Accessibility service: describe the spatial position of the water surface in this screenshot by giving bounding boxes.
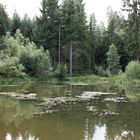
[0,84,140,140]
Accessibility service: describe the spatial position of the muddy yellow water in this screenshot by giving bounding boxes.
[0,84,140,140]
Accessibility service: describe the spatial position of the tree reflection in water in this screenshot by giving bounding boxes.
[0,97,38,127]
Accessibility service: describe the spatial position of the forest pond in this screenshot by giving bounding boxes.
[0,83,140,140]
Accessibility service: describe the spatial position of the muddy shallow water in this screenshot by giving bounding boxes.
[0,84,140,140]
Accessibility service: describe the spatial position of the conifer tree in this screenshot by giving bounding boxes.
[107,43,120,75]
[0,4,9,37]
[33,0,60,63]
[87,13,97,71]
[122,0,140,60]
[11,11,21,35]
[20,14,33,40]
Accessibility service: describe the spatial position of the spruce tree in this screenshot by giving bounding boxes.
[87,13,97,71]
[61,0,88,71]
[122,0,140,60]
[61,0,77,43]
[11,11,21,35]
[33,0,60,63]
[20,14,33,40]
[107,43,120,75]
[61,0,87,43]
[0,4,9,38]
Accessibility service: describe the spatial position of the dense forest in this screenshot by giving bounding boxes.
[0,0,140,80]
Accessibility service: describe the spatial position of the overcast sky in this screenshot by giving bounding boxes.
[0,0,123,24]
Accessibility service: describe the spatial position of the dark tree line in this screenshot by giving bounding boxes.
[0,0,139,76]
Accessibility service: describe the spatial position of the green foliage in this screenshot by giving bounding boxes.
[3,30,24,57]
[54,64,67,81]
[61,0,87,43]
[20,14,33,40]
[72,74,99,83]
[95,66,107,77]
[107,43,120,75]
[125,61,140,80]
[0,29,52,77]
[61,0,77,42]
[33,0,59,48]
[20,43,52,76]
[107,8,124,35]
[0,4,9,37]
[86,13,97,72]
[122,0,140,60]
[0,30,26,77]
[61,0,88,72]
[72,74,140,89]
[0,57,25,77]
[32,0,60,64]
[11,11,21,35]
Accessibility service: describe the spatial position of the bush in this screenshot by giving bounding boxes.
[2,29,52,77]
[0,57,26,77]
[125,61,140,80]
[4,31,24,57]
[54,64,67,81]
[95,66,107,77]
[20,43,52,77]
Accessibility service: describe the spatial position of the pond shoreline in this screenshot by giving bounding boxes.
[71,74,140,89]
[0,74,140,90]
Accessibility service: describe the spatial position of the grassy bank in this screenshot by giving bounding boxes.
[1,74,140,90]
[0,76,61,86]
[71,74,140,89]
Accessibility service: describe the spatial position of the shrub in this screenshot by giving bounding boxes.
[125,61,140,80]
[2,29,52,77]
[95,66,107,77]
[3,31,24,57]
[54,64,67,81]
[0,57,26,77]
[20,43,52,77]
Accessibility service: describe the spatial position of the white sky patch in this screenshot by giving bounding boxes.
[84,0,122,24]
[0,0,123,24]
[0,0,41,18]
